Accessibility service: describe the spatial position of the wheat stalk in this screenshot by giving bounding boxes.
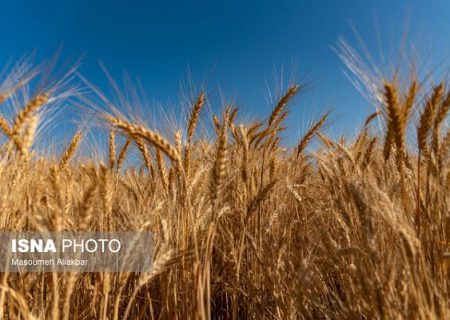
[122,249,177,320]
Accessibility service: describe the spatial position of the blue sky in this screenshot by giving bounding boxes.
[1,0,450,144]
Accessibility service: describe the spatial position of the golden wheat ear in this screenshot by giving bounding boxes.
[210,112,229,207]
[268,84,300,127]
[184,92,205,174]
[296,113,328,157]
[187,92,205,144]
[105,115,181,165]
[383,83,403,161]
[12,93,50,134]
[116,135,132,171]
[135,137,153,173]
[0,116,13,138]
[108,129,116,170]
[78,179,98,231]
[59,131,82,168]
[417,83,444,154]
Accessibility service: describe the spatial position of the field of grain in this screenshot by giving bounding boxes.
[0,56,450,319]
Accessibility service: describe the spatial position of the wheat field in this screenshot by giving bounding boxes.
[0,56,450,319]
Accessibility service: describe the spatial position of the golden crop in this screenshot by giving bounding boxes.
[0,56,449,319]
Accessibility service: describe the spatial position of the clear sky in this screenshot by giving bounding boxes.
[1,0,450,144]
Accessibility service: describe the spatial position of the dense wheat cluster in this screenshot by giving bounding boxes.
[2,59,450,320]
